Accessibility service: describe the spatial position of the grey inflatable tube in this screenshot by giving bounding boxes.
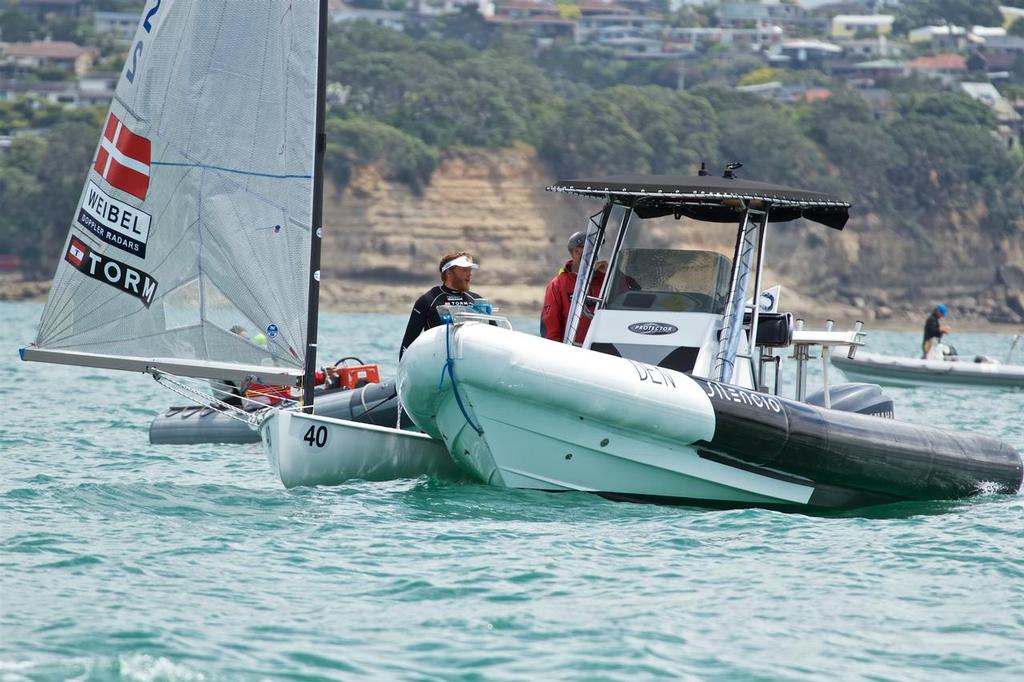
[149,380,402,445]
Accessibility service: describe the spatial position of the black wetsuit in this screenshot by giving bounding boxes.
[400,285,482,358]
[923,314,943,344]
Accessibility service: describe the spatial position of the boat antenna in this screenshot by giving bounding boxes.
[698,161,709,176]
[723,162,742,179]
[301,0,329,412]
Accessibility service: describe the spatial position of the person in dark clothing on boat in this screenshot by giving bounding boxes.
[400,250,483,359]
[922,304,951,358]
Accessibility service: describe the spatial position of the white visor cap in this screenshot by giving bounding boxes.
[441,255,479,273]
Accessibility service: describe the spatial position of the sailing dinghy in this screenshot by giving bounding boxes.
[20,0,454,486]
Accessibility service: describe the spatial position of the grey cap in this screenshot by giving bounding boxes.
[567,231,586,251]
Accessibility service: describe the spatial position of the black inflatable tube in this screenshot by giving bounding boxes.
[692,378,1023,501]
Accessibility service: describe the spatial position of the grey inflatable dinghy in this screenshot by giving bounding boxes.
[149,380,404,445]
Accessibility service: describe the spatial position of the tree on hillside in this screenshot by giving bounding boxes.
[0,121,100,276]
[895,0,1003,31]
[801,92,899,209]
[895,92,996,128]
[600,86,719,175]
[715,107,835,192]
[887,114,1019,233]
[0,1,41,41]
[324,116,437,192]
[540,95,652,177]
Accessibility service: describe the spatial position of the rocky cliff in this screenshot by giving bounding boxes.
[321,145,1024,327]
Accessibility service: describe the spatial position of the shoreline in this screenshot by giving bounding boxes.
[4,276,1022,335]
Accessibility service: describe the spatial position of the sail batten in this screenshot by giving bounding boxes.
[28,1,320,380]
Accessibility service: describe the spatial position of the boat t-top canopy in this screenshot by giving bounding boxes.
[548,174,850,230]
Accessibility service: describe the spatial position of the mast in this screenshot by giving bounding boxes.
[302,0,329,412]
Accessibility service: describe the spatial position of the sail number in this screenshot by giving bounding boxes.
[125,0,162,84]
[303,425,328,448]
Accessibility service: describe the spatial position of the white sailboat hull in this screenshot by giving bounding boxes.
[832,352,1024,389]
[260,410,464,488]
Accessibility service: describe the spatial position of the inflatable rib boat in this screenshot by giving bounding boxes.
[389,172,1023,509]
[399,322,1021,509]
[832,351,1024,390]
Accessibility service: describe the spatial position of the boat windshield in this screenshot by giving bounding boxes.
[606,249,732,314]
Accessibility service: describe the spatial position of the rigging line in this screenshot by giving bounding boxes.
[41,216,204,346]
[351,392,397,423]
[153,372,264,426]
[151,162,311,181]
[153,147,298,214]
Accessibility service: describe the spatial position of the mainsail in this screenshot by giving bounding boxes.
[23,1,321,386]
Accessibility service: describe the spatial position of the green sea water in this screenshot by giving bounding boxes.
[2,301,1022,681]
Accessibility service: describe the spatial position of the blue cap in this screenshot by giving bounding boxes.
[936,304,948,316]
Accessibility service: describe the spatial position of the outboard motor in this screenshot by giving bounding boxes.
[806,382,894,419]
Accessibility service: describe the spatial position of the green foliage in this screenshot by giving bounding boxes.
[895,92,996,127]
[324,116,438,192]
[1010,20,1024,38]
[540,93,652,177]
[0,97,103,133]
[330,23,561,149]
[717,107,834,191]
[535,43,683,90]
[0,120,101,276]
[0,1,42,41]
[601,86,719,174]
[895,0,1004,31]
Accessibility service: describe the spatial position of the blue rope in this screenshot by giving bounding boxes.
[436,319,484,436]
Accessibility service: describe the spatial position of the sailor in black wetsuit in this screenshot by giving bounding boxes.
[922,303,950,358]
[400,251,482,358]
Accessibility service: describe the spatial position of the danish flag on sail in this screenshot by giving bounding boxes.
[93,114,151,200]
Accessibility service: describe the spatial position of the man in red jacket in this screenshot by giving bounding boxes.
[541,231,605,344]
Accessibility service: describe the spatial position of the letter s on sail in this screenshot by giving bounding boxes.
[125,0,163,84]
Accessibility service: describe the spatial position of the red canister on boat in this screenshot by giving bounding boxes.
[328,363,380,390]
